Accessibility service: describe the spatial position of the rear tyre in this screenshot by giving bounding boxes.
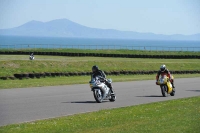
[170,88,175,96]
[109,94,116,102]
[161,85,168,97]
[93,90,103,103]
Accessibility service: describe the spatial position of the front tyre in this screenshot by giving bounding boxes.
[93,90,103,103]
[161,85,168,97]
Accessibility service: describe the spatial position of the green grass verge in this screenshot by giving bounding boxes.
[1,48,200,55]
[1,74,200,89]
[0,96,199,133]
[0,55,200,76]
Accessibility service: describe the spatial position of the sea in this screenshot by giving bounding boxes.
[0,35,200,51]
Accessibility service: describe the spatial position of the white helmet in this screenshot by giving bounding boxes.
[160,64,166,72]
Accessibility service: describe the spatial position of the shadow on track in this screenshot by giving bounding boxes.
[136,95,163,97]
[186,90,200,92]
[62,101,109,104]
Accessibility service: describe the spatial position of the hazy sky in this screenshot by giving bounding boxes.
[0,0,200,35]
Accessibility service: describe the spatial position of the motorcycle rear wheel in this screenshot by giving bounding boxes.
[109,95,116,102]
[170,88,175,96]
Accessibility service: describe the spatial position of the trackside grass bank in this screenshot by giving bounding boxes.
[1,48,200,55]
[0,55,200,77]
[0,48,200,55]
[0,96,199,133]
[1,49,200,59]
[1,74,200,89]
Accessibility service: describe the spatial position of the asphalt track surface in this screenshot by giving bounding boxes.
[0,77,200,126]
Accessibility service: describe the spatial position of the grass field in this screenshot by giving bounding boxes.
[1,74,200,89]
[1,48,200,55]
[0,96,199,133]
[0,55,200,77]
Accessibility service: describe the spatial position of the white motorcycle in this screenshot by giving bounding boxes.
[29,55,35,60]
[89,76,116,103]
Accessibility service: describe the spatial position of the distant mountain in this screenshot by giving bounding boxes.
[0,18,200,40]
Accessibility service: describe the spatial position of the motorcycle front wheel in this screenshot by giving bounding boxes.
[93,90,103,103]
[161,85,168,97]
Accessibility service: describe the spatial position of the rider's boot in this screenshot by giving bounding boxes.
[172,83,175,88]
[170,79,175,89]
[106,82,115,95]
[171,83,175,91]
[110,86,115,95]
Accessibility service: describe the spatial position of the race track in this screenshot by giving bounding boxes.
[0,77,200,126]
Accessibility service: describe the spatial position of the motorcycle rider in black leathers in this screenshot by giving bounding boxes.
[30,52,34,57]
[91,65,114,95]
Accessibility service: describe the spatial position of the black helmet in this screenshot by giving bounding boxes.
[92,65,99,73]
[160,64,166,72]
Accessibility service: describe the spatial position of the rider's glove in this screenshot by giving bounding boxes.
[156,80,159,85]
[101,77,106,80]
[99,77,105,82]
